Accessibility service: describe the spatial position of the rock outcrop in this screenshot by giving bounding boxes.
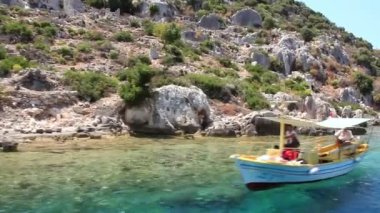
[198,14,225,30]
[340,87,360,103]
[124,85,211,134]
[231,8,262,27]
[136,0,177,21]
[273,35,302,75]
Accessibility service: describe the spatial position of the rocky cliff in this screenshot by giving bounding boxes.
[0,0,379,138]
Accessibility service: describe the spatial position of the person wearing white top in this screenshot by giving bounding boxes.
[334,128,354,146]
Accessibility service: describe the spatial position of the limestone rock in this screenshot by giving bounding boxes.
[340,87,360,103]
[330,43,349,65]
[251,50,270,68]
[231,8,262,27]
[182,30,208,42]
[124,85,211,134]
[136,0,177,21]
[198,14,225,30]
[273,35,302,75]
[63,0,84,16]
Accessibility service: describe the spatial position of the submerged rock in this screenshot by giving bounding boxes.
[124,85,211,135]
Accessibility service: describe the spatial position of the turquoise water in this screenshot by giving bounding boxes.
[1,132,380,213]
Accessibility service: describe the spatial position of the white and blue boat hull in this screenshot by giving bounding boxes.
[235,155,365,189]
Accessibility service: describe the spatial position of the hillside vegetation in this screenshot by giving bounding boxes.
[0,0,379,119]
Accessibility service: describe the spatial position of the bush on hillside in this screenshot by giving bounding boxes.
[114,31,133,42]
[63,70,118,102]
[187,74,226,99]
[0,56,30,77]
[33,22,58,38]
[240,81,270,110]
[300,27,315,42]
[1,21,33,42]
[154,23,181,44]
[118,63,156,105]
[126,55,151,67]
[0,45,6,60]
[353,72,373,95]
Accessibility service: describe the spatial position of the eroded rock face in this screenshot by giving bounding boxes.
[231,8,262,27]
[273,35,302,75]
[198,14,225,30]
[340,87,360,103]
[124,85,211,134]
[251,50,270,68]
[330,43,350,65]
[15,69,57,91]
[2,0,84,15]
[137,0,177,21]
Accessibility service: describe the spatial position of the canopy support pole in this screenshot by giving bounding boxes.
[280,117,285,150]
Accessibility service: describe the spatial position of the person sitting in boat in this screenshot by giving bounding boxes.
[285,125,300,148]
[282,125,300,161]
[334,128,354,146]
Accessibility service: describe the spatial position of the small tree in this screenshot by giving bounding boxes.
[300,27,315,42]
[353,72,373,95]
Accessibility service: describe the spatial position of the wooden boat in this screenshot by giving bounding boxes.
[230,117,372,190]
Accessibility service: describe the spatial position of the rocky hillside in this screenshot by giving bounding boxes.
[0,0,379,138]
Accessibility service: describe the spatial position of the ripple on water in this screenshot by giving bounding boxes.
[1,135,380,212]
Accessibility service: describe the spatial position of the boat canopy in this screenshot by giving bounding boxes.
[262,116,371,129]
[317,118,371,129]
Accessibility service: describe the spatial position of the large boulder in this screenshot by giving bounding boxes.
[13,68,58,91]
[63,0,84,15]
[136,0,177,21]
[198,14,225,30]
[28,0,60,10]
[182,30,208,42]
[231,8,262,27]
[1,0,27,7]
[273,35,302,76]
[251,50,270,68]
[124,85,211,135]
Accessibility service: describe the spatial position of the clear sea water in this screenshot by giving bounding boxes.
[1,131,380,213]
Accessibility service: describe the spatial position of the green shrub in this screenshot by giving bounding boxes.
[0,45,7,60]
[205,67,238,78]
[77,42,92,53]
[240,81,269,110]
[33,22,58,38]
[285,77,312,98]
[149,5,160,16]
[57,47,75,59]
[153,23,181,43]
[187,73,226,99]
[127,55,151,67]
[200,39,215,53]
[33,36,50,52]
[95,40,114,52]
[130,20,141,28]
[142,20,154,36]
[118,63,156,105]
[1,21,33,42]
[300,27,315,42]
[217,57,238,70]
[353,72,373,95]
[85,0,106,9]
[114,31,133,42]
[109,50,119,59]
[162,45,184,66]
[63,70,118,102]
[85,31,104,41]
[0,56,29,76]
[263,17,276,29]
